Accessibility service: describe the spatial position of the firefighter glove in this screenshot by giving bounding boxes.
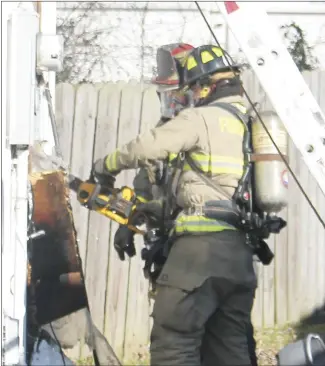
[92,157,116,187]
[113,225,136,261]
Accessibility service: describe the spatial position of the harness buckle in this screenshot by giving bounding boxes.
[179,152,185,161]
[184,205,204,216]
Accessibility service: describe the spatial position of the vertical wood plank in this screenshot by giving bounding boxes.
[140,86,162,340]
[123,85,161,363]
[104,81,142,359]
[69,84,99,271]
[139,85,161,132]
[55,83,75,164]
[252,262,264,328]
[101,81,124,351]
[57,84,98,360]
[122,81,147,362]
[263,234,275,327]
[307,170,319,313]
[274,207,288,325]
[85,84,122,335]
[296,156,310,318]
[316,188,325,308]
[317,70,325,308]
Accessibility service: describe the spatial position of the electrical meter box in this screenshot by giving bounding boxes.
[36,33,63,73]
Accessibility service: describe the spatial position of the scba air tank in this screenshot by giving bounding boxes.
[251,111,289,214]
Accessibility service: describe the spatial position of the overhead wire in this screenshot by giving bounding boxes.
[195,1,325,230]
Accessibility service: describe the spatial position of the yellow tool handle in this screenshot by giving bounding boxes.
[75,181,145,235]
[97,206,145,235]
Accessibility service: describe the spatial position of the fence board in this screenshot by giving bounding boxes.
[55,70,325,359]
[123,85,161,363]
[69,84,98,271]
[63,84,98,359]
[85,84,124,336]
[122,82,153,362]
[317,190,325,308]
[308,172,319,310]
[101,81,125,354]
[139,85,161,132]
[139,86,162,342]
[55,83,75,164]
[317,71,325,308]
[105,81,144,359]
[263,234,276,327]
[297,156,311,318]
[274,207,288,325]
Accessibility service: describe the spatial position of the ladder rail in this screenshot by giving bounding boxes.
[215,1,325,197]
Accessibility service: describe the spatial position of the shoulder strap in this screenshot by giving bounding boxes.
[208,101,251,127]
[184,153,233,200]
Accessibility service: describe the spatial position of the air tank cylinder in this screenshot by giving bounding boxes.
[251,111,289,214]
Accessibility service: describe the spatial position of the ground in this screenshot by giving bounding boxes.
[74,322,325,366]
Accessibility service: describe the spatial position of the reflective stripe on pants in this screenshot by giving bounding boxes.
[175,212,237,234]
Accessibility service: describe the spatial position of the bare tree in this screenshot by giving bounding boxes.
[56,2,122,83]
[56,2,228,83]
[281,22,318,71]
[140,2,150,81]
[232,22,319,72]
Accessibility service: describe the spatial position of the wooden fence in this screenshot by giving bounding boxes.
[55,71,325,361]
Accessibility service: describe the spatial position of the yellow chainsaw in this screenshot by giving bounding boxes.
[68,174,145,235]
[28,147,147,235]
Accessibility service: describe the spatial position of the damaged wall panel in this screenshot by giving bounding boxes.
[27,146,122,365]
[28,168,87,325]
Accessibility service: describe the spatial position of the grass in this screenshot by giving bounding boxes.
[255,322,325,365]
[74,323,325,366]
[75,356,96,365]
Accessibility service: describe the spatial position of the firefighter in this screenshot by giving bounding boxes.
[112,42,194,261]
[93,44,257,365]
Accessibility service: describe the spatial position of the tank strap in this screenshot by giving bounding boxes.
[184,152,233,200]
[208,101,251,126]
[183,101,252,203]
[192,101,253,210]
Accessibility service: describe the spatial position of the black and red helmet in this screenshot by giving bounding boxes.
[152,43,194,88]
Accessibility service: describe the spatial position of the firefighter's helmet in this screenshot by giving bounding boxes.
[152,43,194,119]
[152,43,194,89]
[182,45,240,87]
